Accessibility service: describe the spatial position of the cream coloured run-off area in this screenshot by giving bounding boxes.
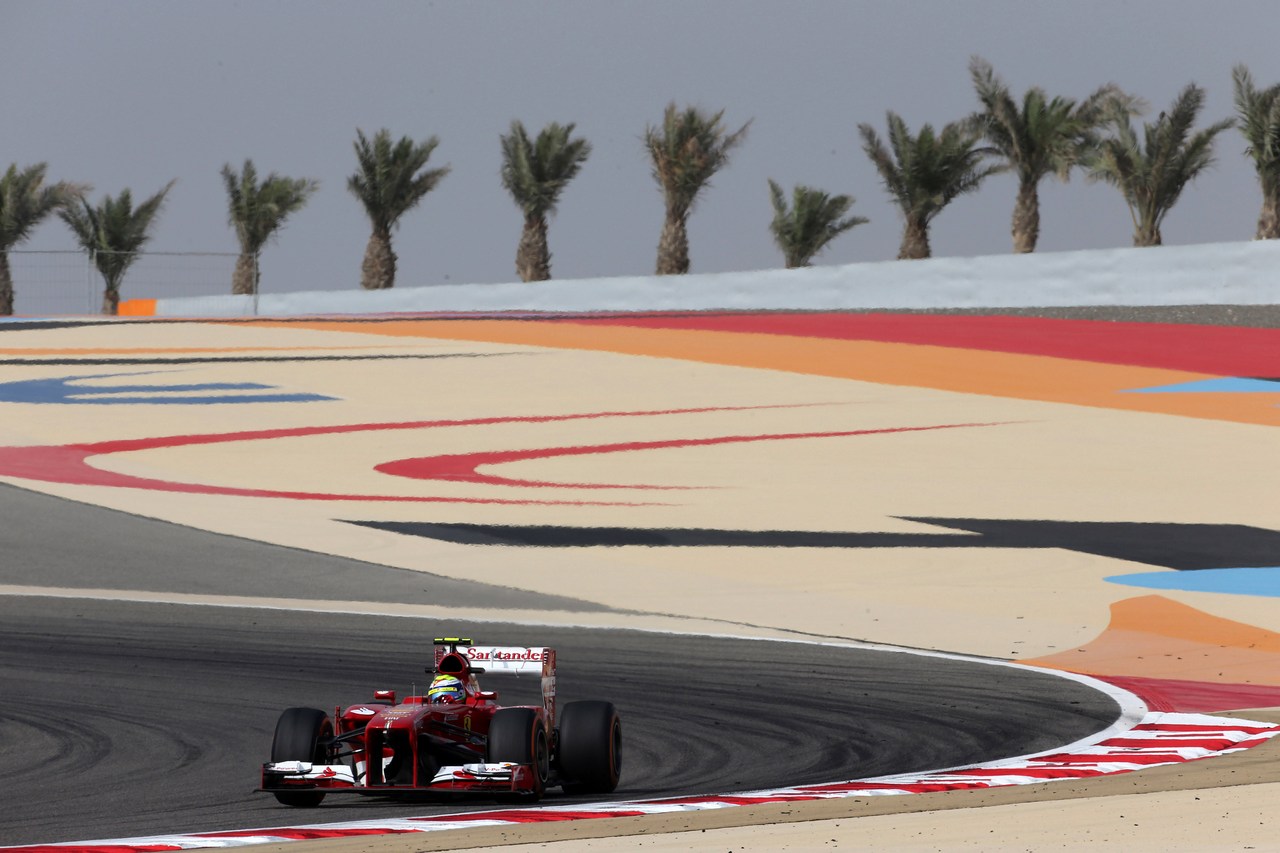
[4,242,1280,850]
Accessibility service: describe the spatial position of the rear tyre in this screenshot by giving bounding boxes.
[487,707,549,800]
[270,707,333,807]
[557,700,621,794]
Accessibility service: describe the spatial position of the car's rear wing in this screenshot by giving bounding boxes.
[433,638,557,725]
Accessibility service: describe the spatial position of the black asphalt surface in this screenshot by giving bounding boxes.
[0,484,1121,847]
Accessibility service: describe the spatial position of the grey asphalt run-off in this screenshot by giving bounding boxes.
[0,482,602,612]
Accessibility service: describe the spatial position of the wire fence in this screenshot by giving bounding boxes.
[7,250,242,316]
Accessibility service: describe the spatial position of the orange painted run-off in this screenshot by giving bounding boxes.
[117,298,156,316]
[1024,595,1280,686]
[256,318,1280,427]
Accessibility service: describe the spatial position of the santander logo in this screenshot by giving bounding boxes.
[464,647,544,662]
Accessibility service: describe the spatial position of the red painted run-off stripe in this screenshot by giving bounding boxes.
[413,809,649,823]
[1127,723,1279,734]
[571,314,1280,377]
[6,848,182,853]
[1100,737,1253,749]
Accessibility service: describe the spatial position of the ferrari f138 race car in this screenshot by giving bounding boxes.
[260,638,622,806]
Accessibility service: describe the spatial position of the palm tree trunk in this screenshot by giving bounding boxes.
[361,229,397,290]
[0,252,13,316]
[656,212,690,275]
[1012,180,1040,253]
[516,215,551,282]
[1133,223,1162,247]
[1257,190,1280,239]
[231,253,259,295]
[1132,201,1163,247]
[897,218,931,260]
[102,278,120,316]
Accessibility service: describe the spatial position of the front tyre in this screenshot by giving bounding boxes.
[557,700,621,794]
[487,707,549,800]
[270,707,333,807]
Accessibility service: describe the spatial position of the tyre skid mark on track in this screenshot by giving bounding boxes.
[4,712,1276,852]
[7,615,1278,853]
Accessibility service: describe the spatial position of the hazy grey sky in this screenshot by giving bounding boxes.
[5,1,1278,301]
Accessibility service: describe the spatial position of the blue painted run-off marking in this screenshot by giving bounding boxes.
[1127,377,1280,393]
[1107,567,1280,597]
[0,372,334,404]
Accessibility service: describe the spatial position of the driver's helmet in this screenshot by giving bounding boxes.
[427,675,465,704]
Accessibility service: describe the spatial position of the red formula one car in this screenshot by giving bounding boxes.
[259,638,621,806]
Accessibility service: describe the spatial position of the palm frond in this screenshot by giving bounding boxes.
[969,55,1138,185]
[768,179,867,267]
[862,111,1001,223]
[58,180,174,290]
[0,163,84,250]
[857,119,907,211]
[1086,83,1231,242]
[222,159,318,254]
[348,129,450,233]
[500,120,592,218]
[644,103,750,218]
[1234,64,1280,187]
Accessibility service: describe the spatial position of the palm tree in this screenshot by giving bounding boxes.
[767,180,868,268]
[348,128,450,290]
[644,103,750,275]
[221,160,318,295]
[0,163,83,315]
[59,182,174,315]
[499,120,592,282]
[858,112,1003,259]
[970,56,1139,253]
[1086,84,1233,247]
[1232,64,1280,239]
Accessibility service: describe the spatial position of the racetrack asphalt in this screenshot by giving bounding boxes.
[0,485,1119,847]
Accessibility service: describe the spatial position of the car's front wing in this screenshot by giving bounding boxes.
[260,760,540,795]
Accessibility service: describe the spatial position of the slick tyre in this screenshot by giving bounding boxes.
[487,707,549,800]
[557,700,621,794]
[270,707,333,807]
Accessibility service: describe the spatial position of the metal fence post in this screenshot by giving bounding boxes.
[86,249,95,315]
